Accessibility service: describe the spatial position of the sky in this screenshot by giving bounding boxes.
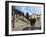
[15,6,42,15]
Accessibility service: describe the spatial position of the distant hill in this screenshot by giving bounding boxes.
[12,9,24,16]
[15,9,24,15]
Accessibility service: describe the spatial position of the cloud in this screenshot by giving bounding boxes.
[15,6,42,15]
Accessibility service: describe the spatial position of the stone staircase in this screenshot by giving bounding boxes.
[12,16,31,31]
[12,16,41,31]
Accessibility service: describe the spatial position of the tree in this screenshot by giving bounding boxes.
[29,18,36,30]
[23,12,36,30]
[22,13,24,19]
[23,13,24,16]
[12,6,15,28]
[26,12,29,20]
[26,12,36,30]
